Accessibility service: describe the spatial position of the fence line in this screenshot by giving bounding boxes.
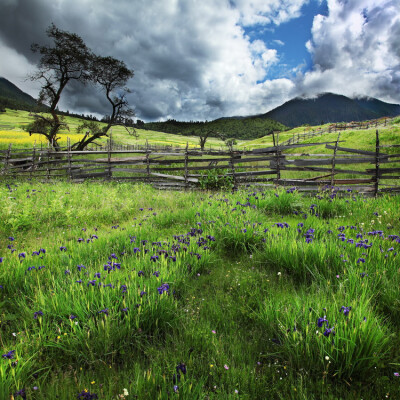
[1,130,399,196]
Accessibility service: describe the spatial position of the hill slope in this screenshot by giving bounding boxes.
[0,77,39,111]
[260,93,400,127]
[142,117,287,140]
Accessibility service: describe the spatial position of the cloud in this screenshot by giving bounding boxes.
[0,0,398,122]
[301,0,400,103]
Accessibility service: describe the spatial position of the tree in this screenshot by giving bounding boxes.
[72,55,135,150]
[28,23,92,150]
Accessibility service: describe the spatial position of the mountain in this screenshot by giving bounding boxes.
[0,77,40,111]
[259,93,400,127]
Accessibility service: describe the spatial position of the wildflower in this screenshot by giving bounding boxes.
[357,258,365,264]
[157,283,170,294]
[317,316,328,328]
[212,330,216,334]
[94,272,101,278]
[323,327,334,337]
[18,252,26,259]
[340,306,351,316]
[8,237,15,241]
[2,350,15,359]
[13,388,26,399]
[152,271,160,277]
[123,388,129,396]
[173,385,179,393]
[394,372,400,377]
[176,363,187,374]
[224,364,229,370]
[34,311,43,319]
[98,308,109,316]
[138,270,144,277]
[59,246,67,251]
[77,390,98,399]
[121,285,128,293]
[69,315,77,320]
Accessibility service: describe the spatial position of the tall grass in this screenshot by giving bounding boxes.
[1,180,400,398]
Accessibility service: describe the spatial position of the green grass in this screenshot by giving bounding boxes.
[1,180,400,398]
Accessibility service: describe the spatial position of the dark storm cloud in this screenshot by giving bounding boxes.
[0,0,399,122]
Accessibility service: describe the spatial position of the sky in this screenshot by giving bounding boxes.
[0,0,399,122]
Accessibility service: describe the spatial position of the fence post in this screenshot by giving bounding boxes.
[31,142,36,179]
[275,132,281,187]
[107,136,112,180]
[375,129,380,197]
[46,142,51,180]
[229,145,237,191]
[146,140,150,183]
[331,132,341,187]
[67,137,72,180]
[1,143,12,176]
[184,142,189,190]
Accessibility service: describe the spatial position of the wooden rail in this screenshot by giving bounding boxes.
[1,130,399,195]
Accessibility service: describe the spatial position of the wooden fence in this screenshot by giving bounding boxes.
[281,117,393,146]
[1,130,399,195]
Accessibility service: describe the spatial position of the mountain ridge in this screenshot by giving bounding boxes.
[257,92,400,127]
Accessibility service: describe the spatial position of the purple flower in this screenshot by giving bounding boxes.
[14,388,26,399]
[34,311,43,319]
[121,285,127,293]
[317,316,328,328]
[340,306,351,316]
[98,308,109,316]
[2,350,15,359]
[59,246,67,251]
[152,271,160,277]
[18,253,26,259]
[323,327,334,337]
[77,265,86,271]
[138,270,145,277]
[94,272,101,278]
[87,280,96,287]
[157,283,170,295]
[357,258,365,264]
[8,237,15,241]
[140,290,147,297]
[69,314,77,320]
[77,391,98,399]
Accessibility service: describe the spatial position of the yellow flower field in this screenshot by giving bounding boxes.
[0,130,85,147]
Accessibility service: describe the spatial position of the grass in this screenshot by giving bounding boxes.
[0,109,228,150]
[1,180,400,399]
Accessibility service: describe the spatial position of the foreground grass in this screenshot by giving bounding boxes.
[1,181,400,399]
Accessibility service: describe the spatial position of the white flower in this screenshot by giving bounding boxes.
[123,388,129,396]
[325,356,329,361]
[277,272,281,276]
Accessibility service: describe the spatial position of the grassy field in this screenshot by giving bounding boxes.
[0,109,228,150]
[1,180,400,399]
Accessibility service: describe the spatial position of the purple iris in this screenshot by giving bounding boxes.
[33,311,43,319]
[317,316,328,328]
[340,306,351,316]
[2,350,15,359]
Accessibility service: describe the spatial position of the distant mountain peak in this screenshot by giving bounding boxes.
[259,93,400,127]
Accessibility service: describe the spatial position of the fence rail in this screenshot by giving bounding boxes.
[1,130,399,195]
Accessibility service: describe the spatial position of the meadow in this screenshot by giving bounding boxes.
[1,180,400,399]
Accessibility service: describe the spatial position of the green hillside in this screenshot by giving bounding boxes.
[0,77,41,112]
[142,116,287,140]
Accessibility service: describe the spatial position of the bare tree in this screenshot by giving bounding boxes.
[72,55,135,150]
[28,23,92,150]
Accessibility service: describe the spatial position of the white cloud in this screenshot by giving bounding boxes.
[301,0,400,102]
[0,0,399,122]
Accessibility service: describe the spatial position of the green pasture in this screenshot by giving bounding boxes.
[1,181,400,398]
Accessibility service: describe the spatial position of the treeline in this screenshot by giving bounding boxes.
[141,117,287,140]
